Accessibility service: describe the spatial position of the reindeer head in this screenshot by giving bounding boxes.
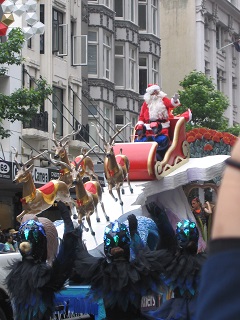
[12,147,47,184]
[51,122,81,160]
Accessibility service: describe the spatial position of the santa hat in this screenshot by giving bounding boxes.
[146,84,160,94]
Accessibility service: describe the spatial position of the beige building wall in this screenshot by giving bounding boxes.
[160,0,196,95]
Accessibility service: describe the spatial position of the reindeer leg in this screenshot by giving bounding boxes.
[78,211,89,233]
[116,186,123,206]
[86,214,95,236]
[95,206,100,223]
[100,201,109,221]
[126,174,133,193]
[108,184,118,202]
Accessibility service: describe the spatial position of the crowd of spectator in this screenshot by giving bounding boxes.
[0,225,19,253]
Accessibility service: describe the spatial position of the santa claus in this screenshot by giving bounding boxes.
[137,84,180,134]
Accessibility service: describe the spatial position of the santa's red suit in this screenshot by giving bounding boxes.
[138,84,191,136]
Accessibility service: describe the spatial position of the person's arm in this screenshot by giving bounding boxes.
[138,102,148,123]
[196,137,240,320]
[211,137,240,239]
[203,201,212,215]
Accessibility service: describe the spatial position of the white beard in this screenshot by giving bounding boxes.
[148,96,168,120]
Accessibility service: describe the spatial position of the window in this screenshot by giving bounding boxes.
[204,17,209,44]
[104,34,111,79]
[205,60,210,75]
[138,1,147,31]
[27,31,32,49]
[115,0,124,18]
[129,47,136,90]
[71,21,87,66]
[139,57,147,95]
[104,105,112,141]
[115,44,124,86]
[52,87,64,136]
[151,0,157,35]
[72,92,76,128]
[217,68,224,91]
[52,9,67,56]
[152,59,158,85]
[40,4,44,54]
[216,25,224,50]
[129,0,135,22]
[115,114,124,125]
[88,31,98,75]
[88,104,98,116]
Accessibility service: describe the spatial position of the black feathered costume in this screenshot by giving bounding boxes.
[72,214,174,320]
[143,203,207,320]
[6,201,79,320]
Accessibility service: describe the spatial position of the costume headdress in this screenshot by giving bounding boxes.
[104,220,131,260]
[176,219,199,250]
[19,215,58,264]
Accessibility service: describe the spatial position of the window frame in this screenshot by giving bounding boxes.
[103,33,111,80]
[115,44,125,87]
[88,30,98,76]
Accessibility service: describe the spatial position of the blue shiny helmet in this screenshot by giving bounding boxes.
[176,219,199,249]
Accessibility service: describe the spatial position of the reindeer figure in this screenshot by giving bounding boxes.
[51,122,81,188]
[53,150,109,236]
[12,148,74,222]
[74,147,100,183]
[96,123,133,206]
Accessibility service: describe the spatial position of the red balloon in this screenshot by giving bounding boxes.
[0,22,8,36]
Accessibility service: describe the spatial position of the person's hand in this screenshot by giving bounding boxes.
[204,201,212,214]
[172,93,179,102]
[57,201,74,233]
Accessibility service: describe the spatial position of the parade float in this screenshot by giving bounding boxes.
[0,117,237,320]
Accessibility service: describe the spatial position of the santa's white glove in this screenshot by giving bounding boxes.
[171,93,180,107]
[172,93,179,102]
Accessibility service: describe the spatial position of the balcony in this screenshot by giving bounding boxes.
[22,111,49,140]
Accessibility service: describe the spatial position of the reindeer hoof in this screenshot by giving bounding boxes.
[106,216,110,222]
[130,188,133,194]
[120,201,123,206]
[86,228,89,232]
[115,198,118,202]
[96,218,100,223]
[91,231,95,236]
[121,189,125,195]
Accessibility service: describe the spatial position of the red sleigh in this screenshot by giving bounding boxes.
[113,117,190,181]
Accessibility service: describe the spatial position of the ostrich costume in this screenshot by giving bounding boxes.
[5,202,79,320]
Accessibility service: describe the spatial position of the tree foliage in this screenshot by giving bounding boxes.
[174,70,229,132]
[0,28,52,139]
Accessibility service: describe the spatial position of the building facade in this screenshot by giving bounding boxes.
[0,0,162,227]
[160,0,240,126]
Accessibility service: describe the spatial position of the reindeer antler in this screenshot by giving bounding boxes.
[59,124,82,145]
[51,122,82,147]
[51,121,58,147]
[11,146,21,169]
[49,154,73,170]
[74,145,98,170]
[109,122,131,145]
[95,124,108,145]
[23,150,48,169]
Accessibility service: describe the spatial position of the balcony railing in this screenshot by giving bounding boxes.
[23,111,48,132]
